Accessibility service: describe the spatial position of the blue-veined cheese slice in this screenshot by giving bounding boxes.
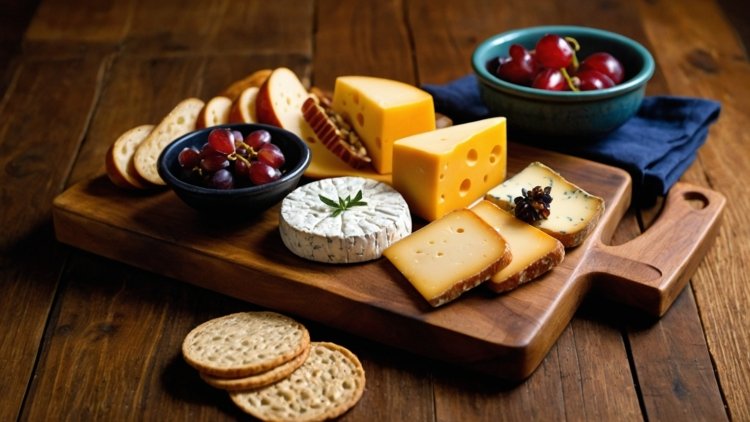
[279,177,411,263]
[485,161,605,248]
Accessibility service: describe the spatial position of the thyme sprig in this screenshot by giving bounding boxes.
[319,190,367,217]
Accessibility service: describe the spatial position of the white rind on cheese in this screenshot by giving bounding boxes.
[279,177,411,263]
[471,200,564,293]
[485,161,605,248]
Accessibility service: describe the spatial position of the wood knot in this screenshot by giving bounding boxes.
[686,49,719,74]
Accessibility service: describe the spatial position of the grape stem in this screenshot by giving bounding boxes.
[228,140,258,165]
[560,67,579,91]
[562,36,581,91]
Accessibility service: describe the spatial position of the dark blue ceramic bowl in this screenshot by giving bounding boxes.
[472,25,655,139]
[158,123,311,215]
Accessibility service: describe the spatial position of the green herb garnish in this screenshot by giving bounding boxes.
[319,190,367,217]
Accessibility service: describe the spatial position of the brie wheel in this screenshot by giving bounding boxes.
[279,177,412,263]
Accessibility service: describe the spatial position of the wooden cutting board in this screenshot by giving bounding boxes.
[52,142,725,380]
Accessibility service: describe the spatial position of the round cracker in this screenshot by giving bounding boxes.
[182,312,310,378]
[230,342,366,422]
[200,343,310,391]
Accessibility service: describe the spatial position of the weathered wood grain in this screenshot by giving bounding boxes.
[638,0,750,419]
[2,0,748,420]
[313,0,416,89]
[0,55,104,421]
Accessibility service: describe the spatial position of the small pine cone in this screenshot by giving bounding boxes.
[513,185,552,223]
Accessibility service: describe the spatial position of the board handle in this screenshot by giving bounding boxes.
[585,182,725,316]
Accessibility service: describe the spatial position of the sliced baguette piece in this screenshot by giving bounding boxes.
[105,124,154,189]
[227,86,259,123]
[472,200,565,293]
[133,98,204,185]
[219,68,272,101]
[196,96,232,129]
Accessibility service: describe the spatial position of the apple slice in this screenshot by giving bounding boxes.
[196,96,232,129]
[228,86,259,123]
[105,124,154,189]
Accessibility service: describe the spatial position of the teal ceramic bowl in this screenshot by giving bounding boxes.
[472,25,655,139]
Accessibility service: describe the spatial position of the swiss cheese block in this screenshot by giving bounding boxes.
[279,177,411,263]
[471,200,565,293]
[485,161,605,248]
[392,117,507,222]
[383,209,512,307]
[331,76,435,174]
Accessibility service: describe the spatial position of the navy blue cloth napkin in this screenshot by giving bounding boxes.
[422,74,721,204]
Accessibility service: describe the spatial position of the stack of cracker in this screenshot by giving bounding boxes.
[182,311,366,421]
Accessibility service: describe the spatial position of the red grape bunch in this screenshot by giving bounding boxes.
[177,128,286,189]
[492,34,624,91]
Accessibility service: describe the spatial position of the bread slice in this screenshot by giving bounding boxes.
[219,68,272,101]
[182,311,310,378]
[133,98,204,185]
[472,200,565,293]
[196,96,232,129]
[200,343,310,391]
[105,124,154,189]
[230,342,366,421]
[227,86,259,123]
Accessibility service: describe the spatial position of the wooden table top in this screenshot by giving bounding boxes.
[2,0,748,420]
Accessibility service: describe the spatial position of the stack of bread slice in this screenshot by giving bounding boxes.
[104,69,272,189]
[182,311,366,421]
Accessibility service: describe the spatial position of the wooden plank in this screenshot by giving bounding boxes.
[313,0,417,89]
[0,55,104,421]
[0,0,41,96]
[123,0,313,55]
[23,0,132,50]
[638,0,750,419]
[21,252,254,420]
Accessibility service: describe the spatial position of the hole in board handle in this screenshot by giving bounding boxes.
[683,191,708,210]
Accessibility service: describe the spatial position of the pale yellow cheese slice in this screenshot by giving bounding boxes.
[471,200,565,293]
[392,117,507,222]
[485,161,604,248]
[383,208,511,307]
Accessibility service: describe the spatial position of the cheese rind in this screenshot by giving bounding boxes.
[392,117,507,222]
[471,200,564,293]
[331,76,435,174]
[279,177,411,263]
[383,209,512,307]
[485,161,604,248]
